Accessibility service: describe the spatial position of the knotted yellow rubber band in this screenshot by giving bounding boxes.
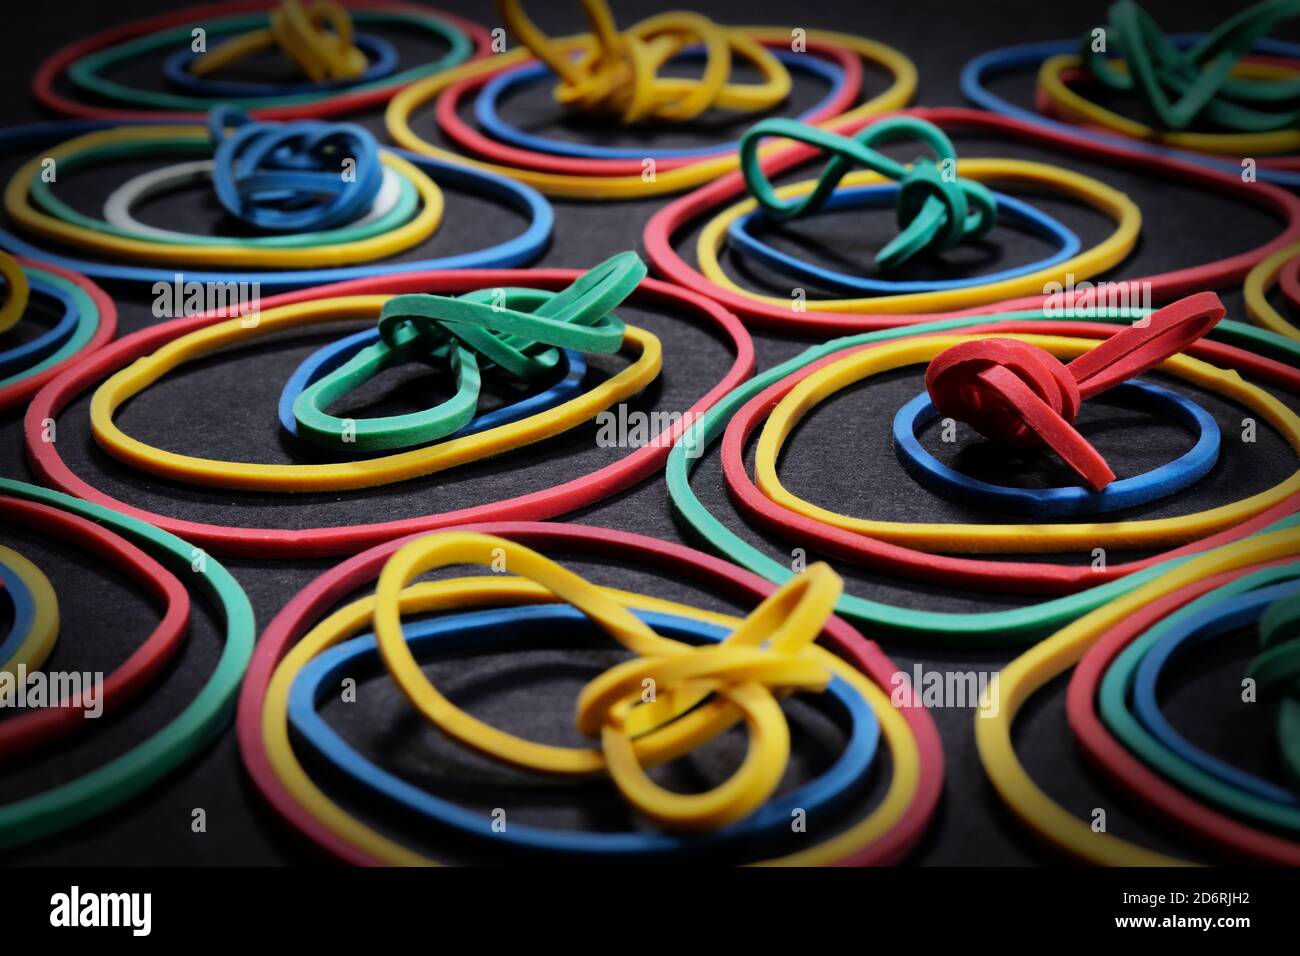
[500,0,791,123]
[0,250,30,336]
[5,126,443,269]
[194,0,368,83]
[262,573,921,864]
[755,333,1300,553]
[1038,53,1300,158]
[386,27,917,199]
[976,526,1300,865]
[88,297,661,492]
[1245,239,1300,343]
[0,545,58,678]
[373,533,837,829]
[697,159,1141,314]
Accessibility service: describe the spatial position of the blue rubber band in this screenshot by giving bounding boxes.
[961,34,1300,189]
[288,604,878,861]
[1133,580,1300,808]
[277,333,587,439]
[476,48,847,161]
[0,557,38,670]
[728,183,1082,295]
[0,277,79,379]
[163,32,399,98]
[0,119,554,290]
[892,380,1220,517]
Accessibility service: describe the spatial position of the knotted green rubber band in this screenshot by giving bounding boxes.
[736,115,997,269]
[1084,0,1300,133]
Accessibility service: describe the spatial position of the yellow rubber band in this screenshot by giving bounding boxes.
[88,297,661,492]
[755,333,1300,553]
[0,250,30,336]
[262,574,920,864]
[194,0,368,82]
[975,526,1300,865]
[697,159,1142,314]
[385,27,918,199]
[0,545,59,678]
[1244,239,1300,343]
[1038,53,1300,158]
[5,126,443,269]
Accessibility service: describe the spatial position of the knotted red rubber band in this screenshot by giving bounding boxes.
[925,291,1226,491]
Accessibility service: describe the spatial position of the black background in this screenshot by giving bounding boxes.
[0,0,1298,866]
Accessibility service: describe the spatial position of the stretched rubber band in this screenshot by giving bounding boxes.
[0,547,56,676]
[892,380,1220,517]
[0,479,253,851]
[727,183,1081,296]
[236,521,943,865]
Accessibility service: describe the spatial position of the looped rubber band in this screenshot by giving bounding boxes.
[1245,240,1300,343]
[0,546,57,677]
[195,0,369,83]
[500,0,791,124]
[1249,589,1300,786]
[739,116,996,270]
[0,250,30,335]
[924,291,1225,489]
[208,106,383,232]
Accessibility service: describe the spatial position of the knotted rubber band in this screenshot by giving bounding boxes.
[292,251,641,451]
[371,531,841,830]
[925,291,1226,490]
[738,116,997,270]
[194,0,368,83]
[208,106,383,232]
[1082,0,1300,133]
[499,0,791,124]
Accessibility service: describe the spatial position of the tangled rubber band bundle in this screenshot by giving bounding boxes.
[925,291,1225,490]
[739,116,997,270]
[209,106,383,231]
[1082,0,1300,134]
[196,0,369,83]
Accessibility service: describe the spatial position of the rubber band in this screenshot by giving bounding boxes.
[385,27,918,199]
[664,308,1300,642]
[892,380,1220,517]
[287,604,877,860]
[643,106,1300,333]
[975,526,1300,865]
[0,277,81,380]
[0,547,56,676]
[25,268,753,556]
[1245,240,1300,343]
[0,479,253,851]
[727,183,1081,296]
[0,251,29,335]
[42,3,486,120]
[1253,589,1300,786]
[236,521,943,865]
[0,496,191,761]
[961,35,1300,189]
[0,120,553,289]
[1281,254,1300,314]
[195,0,370,84]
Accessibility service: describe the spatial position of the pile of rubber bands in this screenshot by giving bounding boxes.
[0,0,1299,868]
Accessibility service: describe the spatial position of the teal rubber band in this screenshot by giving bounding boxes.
[65,9,474,113]
[29,138,419,250]
[1249,589,1300,785]
[737,115,997,269]
[0,478,254,849]
[665,306,1300,644]
[0,267,100,392]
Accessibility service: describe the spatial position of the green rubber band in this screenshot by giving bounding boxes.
[66,10,474,113]
[0,267,99,391]
[665,307,1300,644]
[1084,0,1300,133]
[1250,589,1300,786]
[0,478,254,849]
[737,115,997,269]
[29,137,419,250]
[1100,564,1300,832]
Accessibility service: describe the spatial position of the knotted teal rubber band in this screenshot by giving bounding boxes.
[736,115,997,270]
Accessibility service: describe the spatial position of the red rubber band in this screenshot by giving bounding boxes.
[32,0,491,122]
[642,106,1300,335]
[0,258,116,413]
[0,495,191,758]
[433,40,864,177]
[717,320,1300,595]
[23,269,754,558]
[235,519,945,866]
[1066,562,1300,865]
